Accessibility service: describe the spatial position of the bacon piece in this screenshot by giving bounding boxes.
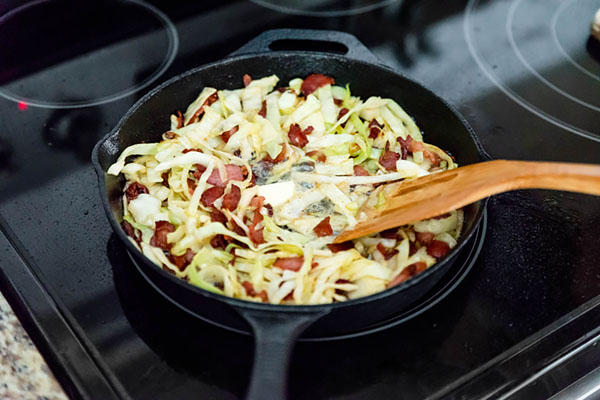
[398,135,440,166]
[415,231,435,245]
[380,228,399,239]
[210,234,228,249]
[200,187,224,207]
[288,123,311,148]
[264,203,274,217]
[313,216,333,237]
[387,262,427,288]
[242,281,268,302]
[433,212,451,220]
[409,242,418,256]
[175,111,184,129]
[164,131,178,140]
[161,172,169,188]
[263,146,286,164]
[427,240,450,259]
[223,185,241,211]
[368,119,383,139]
[193,164,207,180]
[231,220,246,236]
[187,92,219,125]
[379,151,400,171]
[182,148,203,154]
[207,164,245,187]
[150,221,175,250]
[274,257,304,271]
[121,220,141,244]
[301,74,335,96]
[187,178,197,195]
[169,249,195,271]
[248,196,266,245]
[397,135,413,160]
[277,87,288,93]
[376,243,399,260]
[353,165,370,176]
[327,241,354,253]
[250,195,265,209]
[243,74,252,87]
[210,207,227,224]
[125,182,149,201]
[306,150,326,163]
[221,125,238,143]
[258,100,267,118]
[333,98,343,106]
[338,107,349,121]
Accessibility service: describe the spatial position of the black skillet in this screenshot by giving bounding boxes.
[92,29,487,400]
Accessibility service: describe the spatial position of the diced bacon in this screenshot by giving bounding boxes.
[306,150,326,163]
[333,98,343,106]
[169,249,195,271]
[249,224,265,246]
[263,146,286,163]
[264,203,274,217]
[379,151,400,170]
[207,164,245,187]
[150,221,175,250]
[210,207,227,224]
[242,281,268,302]
[380,228,399,239]
[250,195,265,209]
[277,87,288,93]
[210,234,228,249]
[161,172,169,187]
[258,100,267,118]
[182,148,203,154]
[223,185,241,211]
[193,164,207,180]
[273,257,304,271]
[121,220,141,244]
[125,182,149,201]
[387,262,427,288]
[433,212,451,220]
[338,107,349,120]
[427,240,450,259]
[368,119,383,139]
[353,165,370,176]
[409,241,418,256]
[187,92,218,125]
[313,216,333,237]
[175,111,184,129]
[221,125,238,143]
[327,242,354,253]
[164,131,178,139]
[200,186,224,207]
[288,123,310,148]
[415,231,435,245]
[187,178,197,195]
[376,243,399,260]
[243,74,252,87]
[300,74,335,96]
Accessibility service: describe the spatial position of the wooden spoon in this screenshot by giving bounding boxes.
[334,160,600,243]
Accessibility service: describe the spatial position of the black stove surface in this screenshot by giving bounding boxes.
[1,1,600,399]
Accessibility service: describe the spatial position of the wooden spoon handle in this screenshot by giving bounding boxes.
[334,160,600,243]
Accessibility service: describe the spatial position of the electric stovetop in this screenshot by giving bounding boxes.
[1,0,600,399]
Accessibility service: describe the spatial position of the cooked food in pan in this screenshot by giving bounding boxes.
[108,73,462,304]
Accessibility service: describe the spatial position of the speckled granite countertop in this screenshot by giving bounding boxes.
[0,291,67,400]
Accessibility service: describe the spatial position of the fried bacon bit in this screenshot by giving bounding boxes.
[125,182,149,201]
[306,150,326,163]
[192,164,207,180]
[169,249,195,271]
[187,92,219,125]
[258,100,267,118]
[200,186,225,207]
[248,196,266,245]
[242,281,268,302]
[376,243,399,260]
[182,148,202,154]
[427,240,450,259]
[387,262,427,288]
[380,228,399,239]
[175,111,184,129]
[121,221,141,244]
[301,74,335,96]
[397,135,412,160]
[274,257,304,271]
[397,135,440,166]
[161,172,169,188]
[353,165,370,176]
[264,203,274,217]
[243,74,252,87]
[223,185,241,211]
[415,231,435,245]
[210,207,227,224]
[368,119,384,139]
[313,216,333,237]
[207,164,245,187]
[333,98,343,106]
[231,220,246,236]
[263,146,286,164]
[150,221,175,250]
[210,234,228,249]
[338,107,349,121]
[288,123,313,148]
[327,241,354,253]
[221,125,238,143]
[165,131,178,139]
[379,151,401,171]
[433,212,451,220]
[409,241,418,256]
[187,178,197,195]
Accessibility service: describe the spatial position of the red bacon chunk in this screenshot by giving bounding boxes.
[207,164,245,187]
[186,92,218,125]
[210,207,227,224]
[263,146,287,164]
[353,165,370,176]
[368,119,383,139]
[301,74,335,96]
[210,234,228,249]
[169,249,195,271]
[313,216,333,237]
[164,131,178,140]
[125,182,149,201]
[223,185,241,211]
[380,228,399,239]
[415,231,435,245]
[200,186,225,207]
[150,221,175,250]
[427,240,450,259]
[221,125,238,143]
[175,111,184,129]
[258,100,267,118]
[379,151,401,171]
[387,262,427,288]
[274,257,304,271]
[327,241,354,253]
[376,243,399,260]
[338,107,349,121]
[242,281,268,302]
[288,123,313,148]
[243,74,252,87]
[121,220,141,244]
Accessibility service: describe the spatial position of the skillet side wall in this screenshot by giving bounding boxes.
[98,53,483,336]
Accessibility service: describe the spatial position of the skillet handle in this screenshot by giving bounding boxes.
[230,28,383,65]
[239,308,328,400]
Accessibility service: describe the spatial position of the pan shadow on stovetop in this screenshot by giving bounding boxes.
[107,232,478,400]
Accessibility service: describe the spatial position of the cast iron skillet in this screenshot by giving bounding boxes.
[92,29,487,400]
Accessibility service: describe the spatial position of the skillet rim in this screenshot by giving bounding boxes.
[91,50,487,313]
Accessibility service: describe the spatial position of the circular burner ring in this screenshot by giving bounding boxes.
[250,0,400,17]
[0,0,179,109]
[464,0,600,142]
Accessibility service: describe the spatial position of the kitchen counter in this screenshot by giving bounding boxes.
[0,291,67,400]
